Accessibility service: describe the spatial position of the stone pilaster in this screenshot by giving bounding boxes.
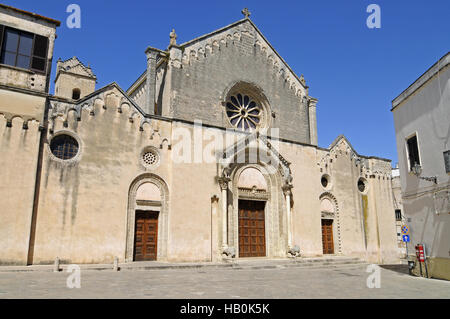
[145,47,160,115]
[308,97,318,146]
[218,177,230,252]
[282,184,293,250]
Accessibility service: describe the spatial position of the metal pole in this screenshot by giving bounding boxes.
[423,245,429,278]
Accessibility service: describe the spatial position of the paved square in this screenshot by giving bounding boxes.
[0,264,449,299]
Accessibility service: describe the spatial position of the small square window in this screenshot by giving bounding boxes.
[395,209,402,221]
[444,150,450,174]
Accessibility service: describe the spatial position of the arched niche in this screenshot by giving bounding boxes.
[320,198,335,214]
[237,167,268,191]
[136,182,161,203]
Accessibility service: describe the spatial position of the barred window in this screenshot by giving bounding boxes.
[50,135,79,160]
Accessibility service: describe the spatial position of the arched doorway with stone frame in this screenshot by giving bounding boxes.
[218,138,294,259]
[125,173,169,262]
[319,192,342,255]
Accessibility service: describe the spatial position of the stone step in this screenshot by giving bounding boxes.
[231,259,366,270]
[0,257,367,273]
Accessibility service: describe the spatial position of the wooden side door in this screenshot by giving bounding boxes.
[321,219,334,254]
[239,200,266,257]
[134,211,158,261]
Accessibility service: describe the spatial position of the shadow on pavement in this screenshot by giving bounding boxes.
[379,264,409,275]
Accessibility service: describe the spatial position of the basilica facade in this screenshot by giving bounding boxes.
[0,5,399,265]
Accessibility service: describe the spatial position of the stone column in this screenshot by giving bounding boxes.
[218,177,230,251]
[283,185,293,249]
[308,97,318,146]
[145,47,159,115]
[210,195,220,262]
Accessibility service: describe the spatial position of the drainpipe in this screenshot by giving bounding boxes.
[27,98,49,265]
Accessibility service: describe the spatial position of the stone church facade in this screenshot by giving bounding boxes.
[0,5,399,265]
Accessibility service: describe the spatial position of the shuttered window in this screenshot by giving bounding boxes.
[444,150,450,174]
[407,135,420,171]
[0,25,4,52]
[0,25,48,73]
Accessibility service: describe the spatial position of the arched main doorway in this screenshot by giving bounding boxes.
[236,167,269,257]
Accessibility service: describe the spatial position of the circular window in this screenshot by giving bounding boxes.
[357,178,368,193]
[226,93,261,131]
[321,176,329,188]
[141,148,160,168]
[50,134,79,160]
[320,174,332,190]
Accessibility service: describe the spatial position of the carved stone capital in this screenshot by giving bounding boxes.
[145,47,162,61]
[282,184,293,196]
[218,177,230,190]
[308,97,318,108]
[211,195,219,203]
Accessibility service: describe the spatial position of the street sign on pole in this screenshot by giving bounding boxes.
[402,235,410,242]
[401,225,410,235]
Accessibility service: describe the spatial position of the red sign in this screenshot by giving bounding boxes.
[415,244,425,262]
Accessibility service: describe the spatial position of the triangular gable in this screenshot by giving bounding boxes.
[57,56,96,78]
[179,18,308,93]
[328,134,358,155]
[220,131,292,185]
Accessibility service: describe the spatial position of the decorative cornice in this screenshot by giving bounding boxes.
[392,52,450,110]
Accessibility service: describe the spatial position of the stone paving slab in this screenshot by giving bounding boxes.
[0,263,449,299]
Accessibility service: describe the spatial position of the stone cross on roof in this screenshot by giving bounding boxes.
[241,8,251,18]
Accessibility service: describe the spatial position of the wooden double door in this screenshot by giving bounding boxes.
[238,200,266,257]
[321,219,334,255]
[134,211,159,261]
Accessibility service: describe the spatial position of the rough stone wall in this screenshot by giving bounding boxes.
[129,78,146,110]
[317,142,366,258]
[0,114,41,265]
[167,20,310,144]
[54,72,96,100]
[392,57,450,278]
[284,142,323,256]
[314,138,398,263]
[0,8,58,265]
[31,86,173,264]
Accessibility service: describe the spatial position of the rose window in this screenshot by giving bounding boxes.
[142,149,160,168]
[226,94,261,130]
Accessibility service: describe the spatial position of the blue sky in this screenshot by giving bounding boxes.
[4,0,449,164]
